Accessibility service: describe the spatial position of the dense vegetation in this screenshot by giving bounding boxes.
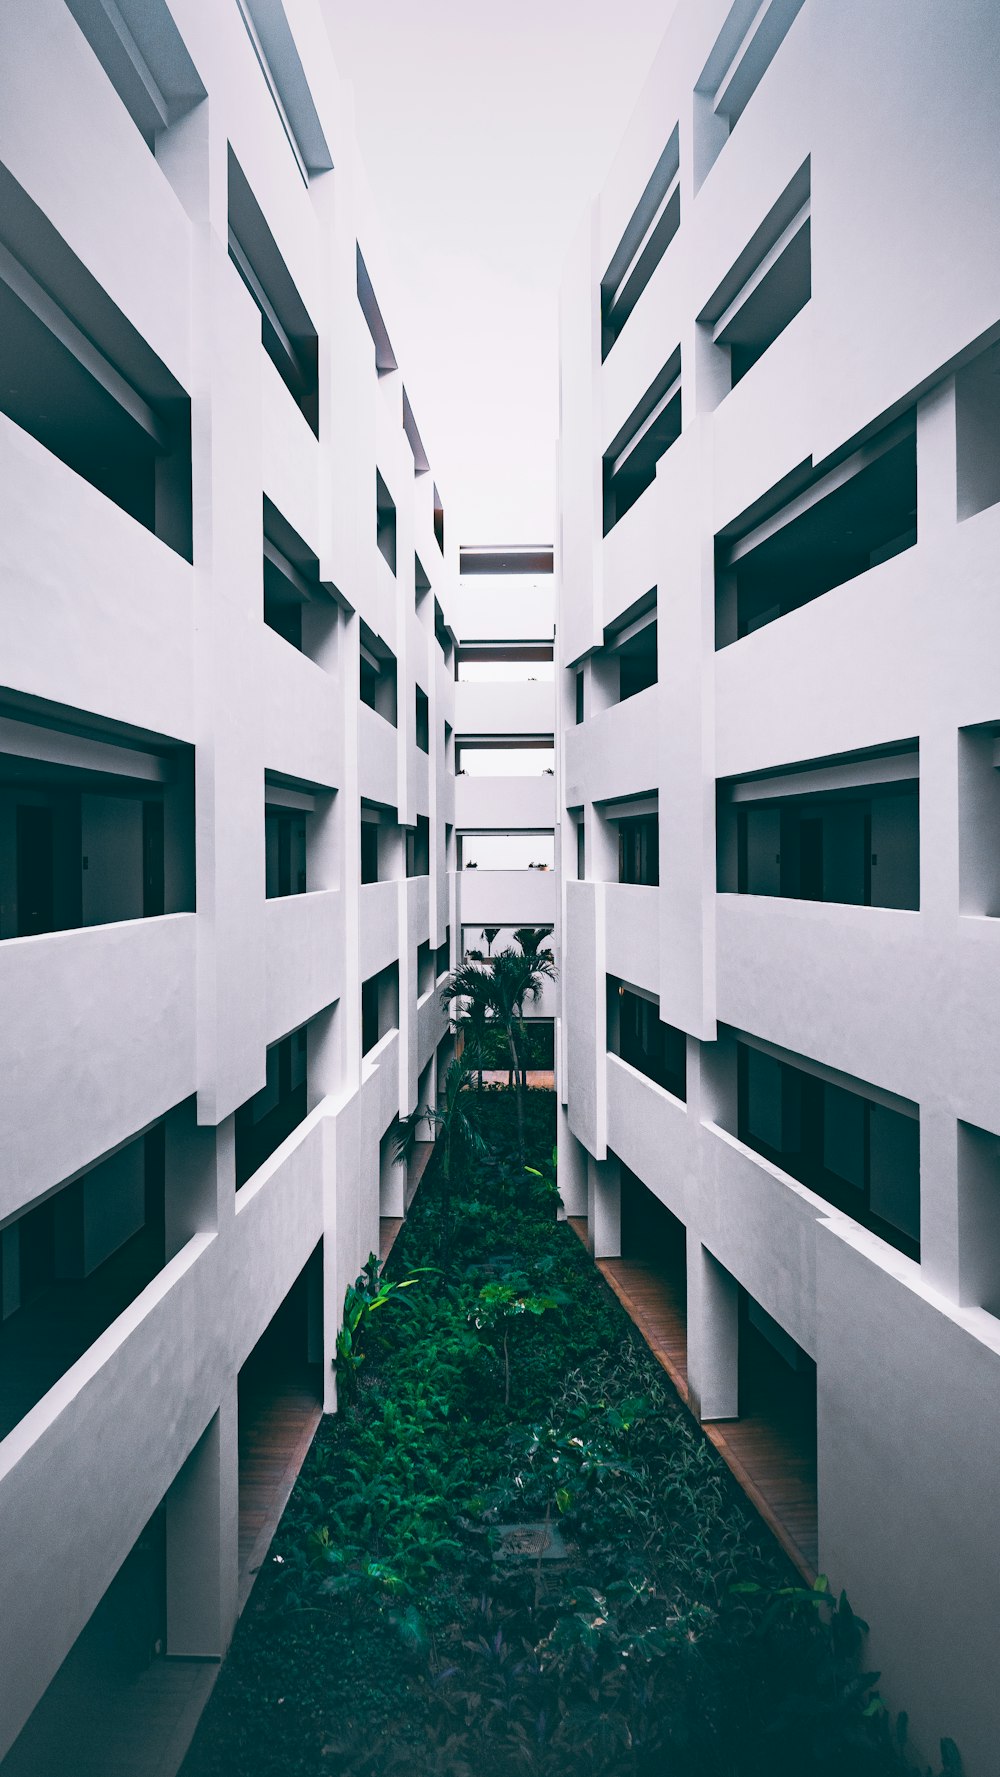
[184,1087,959,1777]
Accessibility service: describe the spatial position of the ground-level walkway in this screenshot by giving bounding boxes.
[568,1217,818,1581]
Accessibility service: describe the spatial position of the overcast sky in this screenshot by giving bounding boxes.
[323,0,670,549]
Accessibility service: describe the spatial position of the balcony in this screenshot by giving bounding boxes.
[454,680,553,736]
[604,882,659,996]
[564,686,656,809]
[359,880,400,980]
[455,773,554,830]
[458,868,556,927]
[0,915,197,1219]
[358,702,398,809]
[264,889,343,1048]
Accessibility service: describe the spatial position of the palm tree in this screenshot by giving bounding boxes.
[441,945,556,1160]
[481,926,501,957]
[512,926,553,958]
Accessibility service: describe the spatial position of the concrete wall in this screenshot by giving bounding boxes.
[556,1,1000,1766]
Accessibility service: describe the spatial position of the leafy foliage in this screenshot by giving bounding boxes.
[183,1088,960,1777]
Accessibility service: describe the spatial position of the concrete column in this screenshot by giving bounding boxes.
[587,1152,620,1257]
[587,802,619,883]
[164,1391,238,1660]
[308,1000,341,1106]
[164,1100,234,1261]
[686,1238,740,1421]
[919,1102,961,1302]
[916,377,958,541]
[698,1029,738,1134]
[556,1103,588,1218]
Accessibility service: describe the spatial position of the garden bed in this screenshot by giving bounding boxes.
[182,1088,955,1777]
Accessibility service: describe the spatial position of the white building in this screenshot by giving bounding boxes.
[556,1,1000,1770]
[0,0,461,1766]
[453,546,558,1046]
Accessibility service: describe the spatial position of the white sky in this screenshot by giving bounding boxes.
[323,0,670,547]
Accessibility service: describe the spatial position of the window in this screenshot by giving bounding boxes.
[718,744,920,910]
[608,979,686,1099]
[235,1026,309,1187]
[359,625,397,725]
[601,126,680,359]
[417,940,436,996]
[415,686,430,754]
[433,486,445,554]
[575,813,586,881]
[0,165,192,556]
[736,1040,920,1259]
[65,0,204,151]
[376,471,397,574]
[698,161,810,395]
[618,813,659,886]
[575,670,585,725]
[436,928,451,980]
[405,816,430,878]
[360,814,380,885]
[959,721,1000,916]
[0,1125,166,1440]
[694,0,807,188]
[956,338,1000,521]
[603,349,681,534]
[415,553,432,617]
[263,498,336,658]
[716,416,917,646]
[434,599,452,664]
[0,706,194,940]
[362,963,399,1055]
[228,149,319,433]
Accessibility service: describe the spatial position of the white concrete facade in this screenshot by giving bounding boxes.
[556,2,1000,1770]
[453,551,558,1025]
[0,0,458,1762]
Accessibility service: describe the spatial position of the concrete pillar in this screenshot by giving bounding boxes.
[686,1238,740,1421]
[308,1000,341,1106]
[587,1153,620,1258]
[919,1103,961,1302]
[587,802,619,883]
[164,1100,234,1261]
[698,1029,738,1134]
[164,1392,238,1660]
[916,377,958,541]
[556,1103,588,1217]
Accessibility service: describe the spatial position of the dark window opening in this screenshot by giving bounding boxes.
[406,815,430,878]
[376,471,397,574]
[601,126,680,359]
[0,164,192,557]
[262,498,335,658]
[415,552,432,613]
[618,811,659,886]
[417,940,436,997]
[436,927,451,980]
[415,686,430,754]
[699,161,810,393]
[604,349,681,534]
[433,485,445,554]
[0,1126,166,1441]
[575,669,585,724]
[235,1027,308,1187]
[265,807,307,898]
[617,621,658,700]
[716,419,917,647]
[359,625,397,725]
[719,749,920,910]
[736,1042,920,1259]
[360,817,380,885]
[228,149,319,433]
[434,598,451,664]
[361,962,399,1055]
[0,710,194,940]
[608,978,686,1099]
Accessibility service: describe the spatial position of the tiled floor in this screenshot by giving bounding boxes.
[568,1215,818,1581]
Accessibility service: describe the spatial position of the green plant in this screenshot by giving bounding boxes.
[471,1272,567,1404]
[442,946,556,1158]
[394,1054,487,1263]
[335,1252,423,1395]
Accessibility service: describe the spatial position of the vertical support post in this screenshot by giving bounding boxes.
[164,1391,238,1660]
[686,1238,740,1421]
[587,1152,620,1258]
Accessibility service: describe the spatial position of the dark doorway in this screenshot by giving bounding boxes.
[16,805,54,935]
